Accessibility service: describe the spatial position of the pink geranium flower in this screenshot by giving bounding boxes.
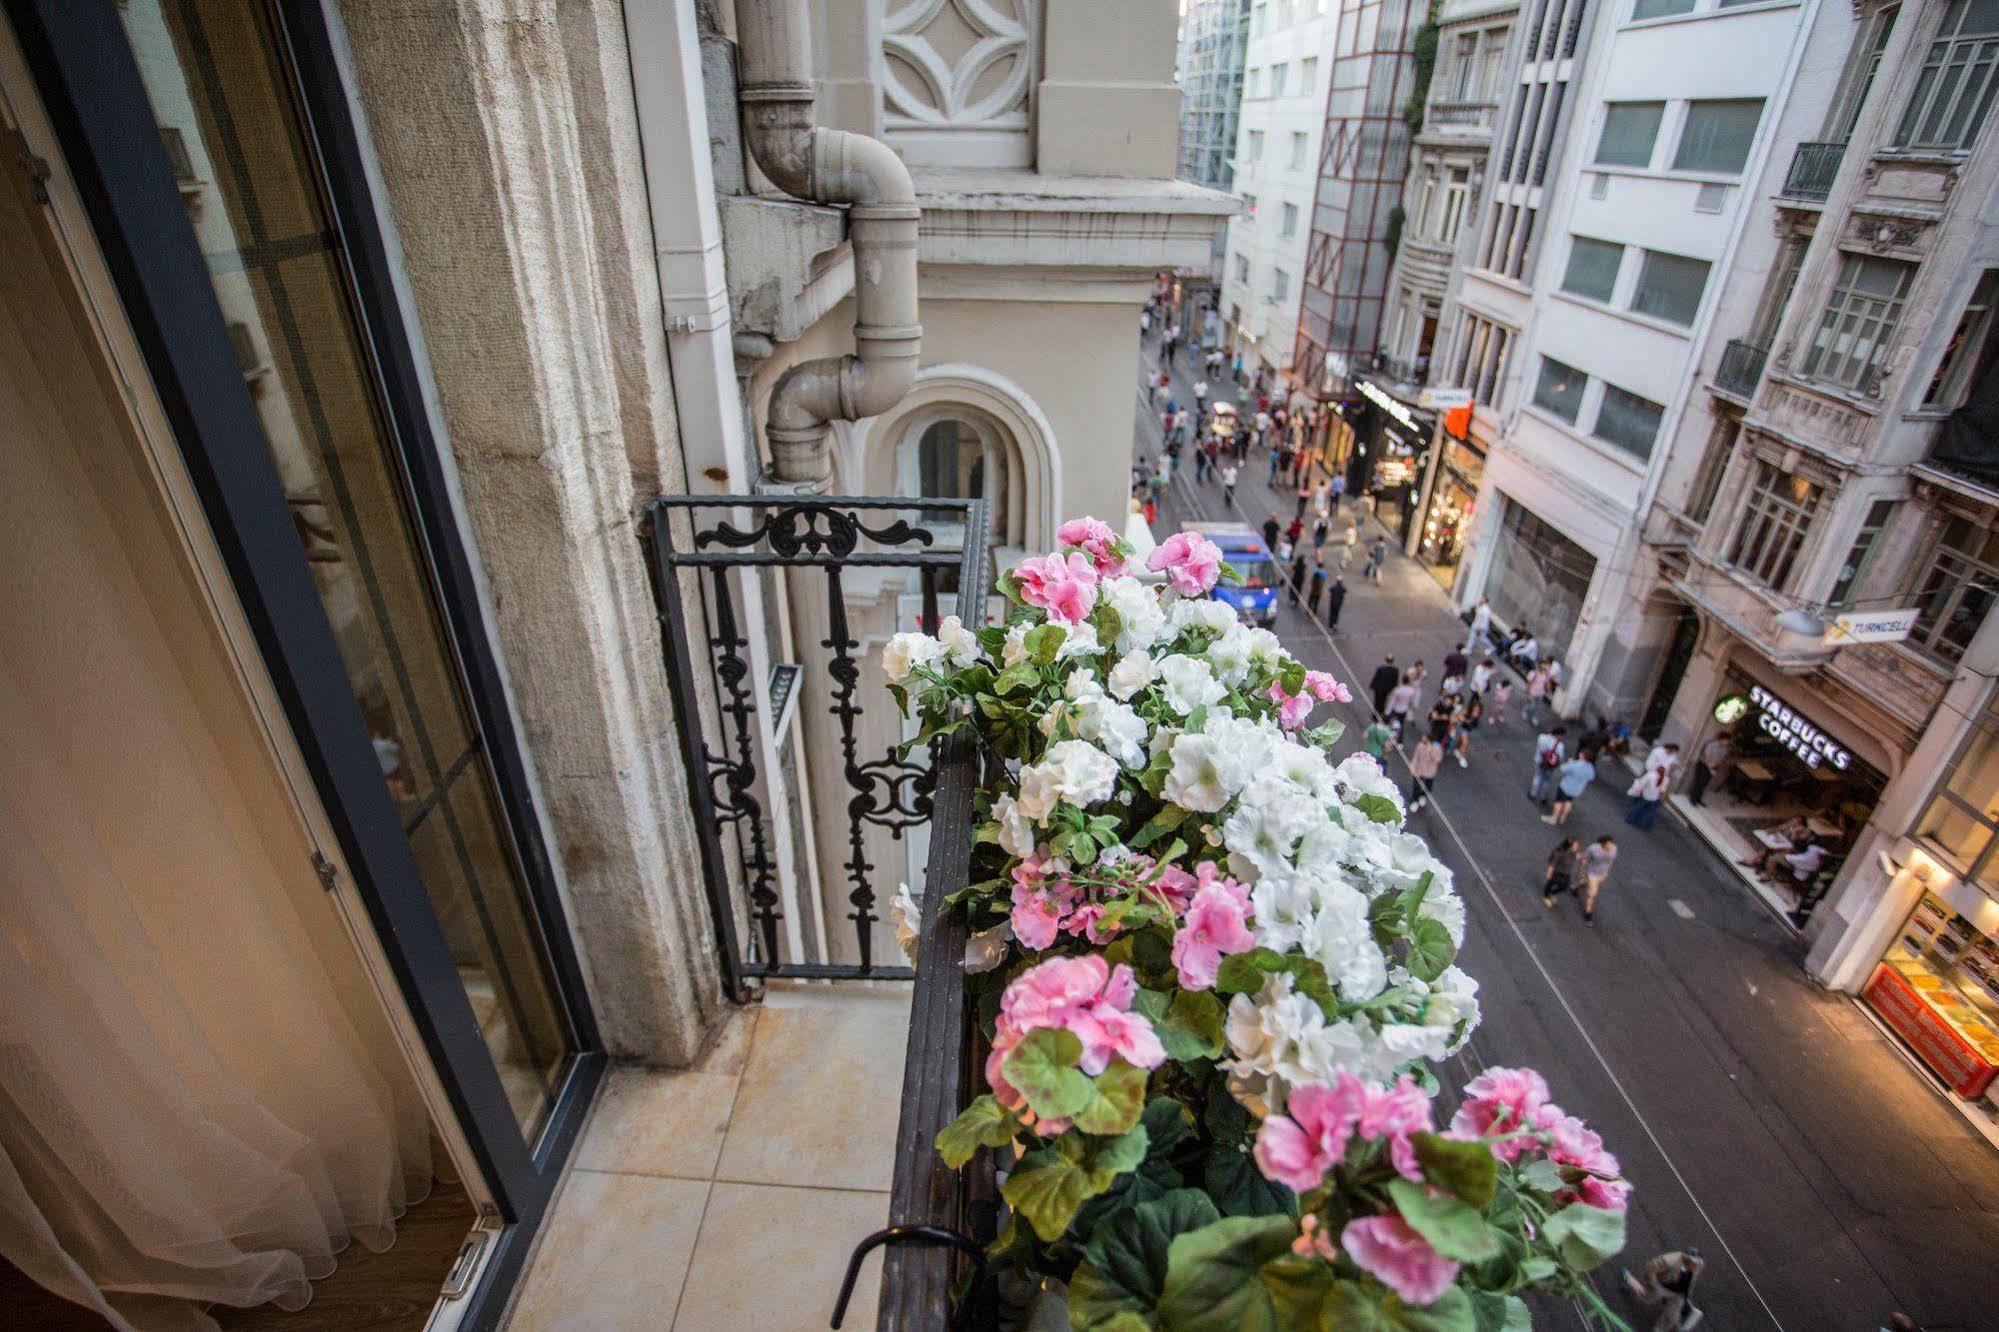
[1013,551,1100,623]
[1449,1066,1551,1161]
[1342,1214,1460,1306]
[1008,853,1077,951]
[1170,879,1257,990]
[1057,516,1128,577]
[984,955,1166,1132]
[1358,1075,1434,1181]
[1303,670,1352,704]
[1254,1077,1367,1193]
[1145,530,1224,596]
[1266,680,1317,730]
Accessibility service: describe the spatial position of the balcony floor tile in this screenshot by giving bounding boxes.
[673,1181,889,1330]
[509,1170,709,1331]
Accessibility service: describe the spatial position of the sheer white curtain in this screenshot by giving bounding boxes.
[0,182,435,1330]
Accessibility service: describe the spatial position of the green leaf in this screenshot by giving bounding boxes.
[1218,560,1244,587]
[1155,1215,1320,1331]
[1130,805,1188,849]
[1540,1202,1627,1270]
[995,661,1040,695]
[999,1030,1148,1136]
[1386,1179,1502,1263]
[1001,1124,1150,1242]
[1071,1189,1223,1329]
[935,1094,1018,1168]
[1354,792,1403,824]
[1095,604,1126,650]
[1202,1095,1297,1219]
[1404,916,1457,983]
[1468,1291,1533,1332]
[1322,1280,1478,1331]
[1075,1060,1151,1136]
[1412,1132,1499,1210]
[1214,948,1341,1018]
[1515,1157,1564,1195]
[1153,988,1227,1061]
[1026,622,1068,665]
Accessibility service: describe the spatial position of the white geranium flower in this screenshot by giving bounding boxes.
[1249,868,1320,952]
[1221,776,1330,880]
[1099,575,1167,652]
[1271,742,1340,804]
[1164,732,1230,812]
[1241,627,1285,668]
[1425,965,1482,1053]
[1203,714,1281,795]
[1169,596,1239,634]
[1107,650,1159,700]
[1015,739,1119,823]
[1305,883,1388,1004]
[1156,653,1227,715]
[1205,624,1257,686]
[1084,697,1149,769]
[1001,623,1030,667]
[1336,752,1406,819]
[1057,619,1102,660]
[890,881,922,963]
[936,614,982,668]
[1291,1016,1379,1089]
[989,793,1036,856]
[1421,876,1467,948]
[882,631,945,683]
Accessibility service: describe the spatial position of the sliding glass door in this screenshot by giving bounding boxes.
[8,0,602,1317]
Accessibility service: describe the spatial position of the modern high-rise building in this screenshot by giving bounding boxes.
[1177,0,1256,191]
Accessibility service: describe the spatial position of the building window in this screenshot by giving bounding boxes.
[1272,63,1288,97]
[1596,101,1665,166]
[1449,32,1479,97]
[1924,271,1999,409]
[1248,130,1265,160]
[1246,68,1261,99]
[1243,192,1259,218]
[1281,202,1299,236]
[1802,253,1915,392]
[1302,57,1319,90]
[1729,462,1822,590]
[1895,0,1999,152]
[1915,698,1999,886]
[1532,355,1588,424]
[1235,254,1251,283]
[1828,4,1900,142]
[1561,236,1624,303]
[1828,498,1897,608]
[1687,415,1740,522]
[1673,99,1765,174]
[1911,515,1999,662]
[1593,384,1666,459]
[1436,167,1470,244]
[1453,313,1513,404]
[1273,268,1291,300]
[1631,0,1695,19]
[1631,249,1712,326]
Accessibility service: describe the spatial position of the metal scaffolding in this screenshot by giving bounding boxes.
[1292,0,1423,400]
[1175,0,1252,191]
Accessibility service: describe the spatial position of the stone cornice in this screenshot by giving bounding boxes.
[913,168,1236,273]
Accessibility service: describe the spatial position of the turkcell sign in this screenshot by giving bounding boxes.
[1825,608,1920,645]
[1748,684,1852,771]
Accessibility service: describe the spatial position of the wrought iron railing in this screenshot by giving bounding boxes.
[1780,140,1845,202]
[1714,338,1768,400]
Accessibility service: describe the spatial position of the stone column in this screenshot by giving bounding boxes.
[336,0,726,1064]
[1037,0,1183,177]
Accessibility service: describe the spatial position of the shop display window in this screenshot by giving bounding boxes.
[1869,893,1999,1100]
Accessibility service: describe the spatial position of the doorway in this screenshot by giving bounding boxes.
[1640,603,1700,741]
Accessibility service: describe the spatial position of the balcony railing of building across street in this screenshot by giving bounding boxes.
[1715,337,1769,399]
[1426,99,1495,130]
[1780,140,1846,203]
[642,496,994,1328]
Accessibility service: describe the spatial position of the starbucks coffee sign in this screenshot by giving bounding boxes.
[1746,684,1853,771]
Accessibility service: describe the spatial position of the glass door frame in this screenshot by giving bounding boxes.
[7,0,603,1320]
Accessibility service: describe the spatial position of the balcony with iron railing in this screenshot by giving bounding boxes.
[1779,140,1845,203]
[1713,338,1768,401]
[1424,99,1496,133]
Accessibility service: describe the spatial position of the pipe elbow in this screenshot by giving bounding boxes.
[812,128,917,210]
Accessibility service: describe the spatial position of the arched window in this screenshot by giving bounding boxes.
[898,409,1016,551]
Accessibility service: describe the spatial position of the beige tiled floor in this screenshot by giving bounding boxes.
[508,983,913,1331]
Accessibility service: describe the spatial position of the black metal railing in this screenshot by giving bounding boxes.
[642,495,991,995]
[1714,338,1768,399]
[1780,140,1845,202]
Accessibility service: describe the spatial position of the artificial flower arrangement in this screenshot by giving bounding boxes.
[885,517,1630,1330]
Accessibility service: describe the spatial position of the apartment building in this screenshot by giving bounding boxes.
[1217,0,1337,386]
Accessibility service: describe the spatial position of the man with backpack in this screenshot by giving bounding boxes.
[1530,724,1568,808]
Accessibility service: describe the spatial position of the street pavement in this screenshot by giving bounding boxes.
[1132,340,1999,1331]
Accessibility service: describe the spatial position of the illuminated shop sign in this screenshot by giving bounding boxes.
[1356,378,1421,432]
[1715,685,1853,770]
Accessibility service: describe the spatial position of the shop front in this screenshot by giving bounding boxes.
[1414,429,1484,589]
[1867,891,1999,1105]
[1351,375,1434,543]
[1481,494,1597,664]
[1682,669,1889,925]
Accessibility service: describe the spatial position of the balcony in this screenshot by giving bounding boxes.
[1779,141,1846,203]
[1713,338,1768,401]
[1424,100,1496,133]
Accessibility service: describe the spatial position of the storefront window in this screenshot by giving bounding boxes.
[1868,894,1999,1101]
[1916,698,1999,890]
[1483,497,1596,661]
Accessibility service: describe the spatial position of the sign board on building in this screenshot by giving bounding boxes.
[1417,386,1473,411]
[1824,608,1920,646]
[1355,378,1421,432]
[1727,683,1854,771]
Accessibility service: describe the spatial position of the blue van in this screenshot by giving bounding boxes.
[1186,521,1279,628]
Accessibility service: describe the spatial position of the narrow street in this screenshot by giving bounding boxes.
[1133,343,1999,1331]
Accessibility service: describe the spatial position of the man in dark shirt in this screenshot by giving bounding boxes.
[1442,646,1468,679]
[1368,655,1401,718]
[1262,516,1281,553]
[1324,576,1347,631]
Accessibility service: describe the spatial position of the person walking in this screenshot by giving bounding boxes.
[1337,522,1359,573]
[1542,752,1595,824]
[1530,725,1568,807]
[1488,676,1514,727]
[1308,560,1327,614]
[1688,735,1729,807]
[1323,575,1347,631]
[1275,535,1294,570]
[1542,837,1585,910]
[1624,763,1668,830]
[1361,716,1397,761]
[1470,657,1495,697]
[1364,535,1388,583]
[1407,734,1445,813]
[1523,663,1551,728]
[1288,547,1309,605]
[1578,835,1618,924]
[1220,460,1239,505]
[1368,655,1401,718]
[1194,377,1209,413]
[1469,596,1493,652]
[1312,514,1330,553]
[1385,675,1420,743]
[1442,644,1468,681]
[1644,741,1682,791]
[1330,472,1347,512]
[1262,516,1282,552]
[1622,1250,1705,1331]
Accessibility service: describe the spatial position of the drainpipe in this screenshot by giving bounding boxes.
[732,0,922,485]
